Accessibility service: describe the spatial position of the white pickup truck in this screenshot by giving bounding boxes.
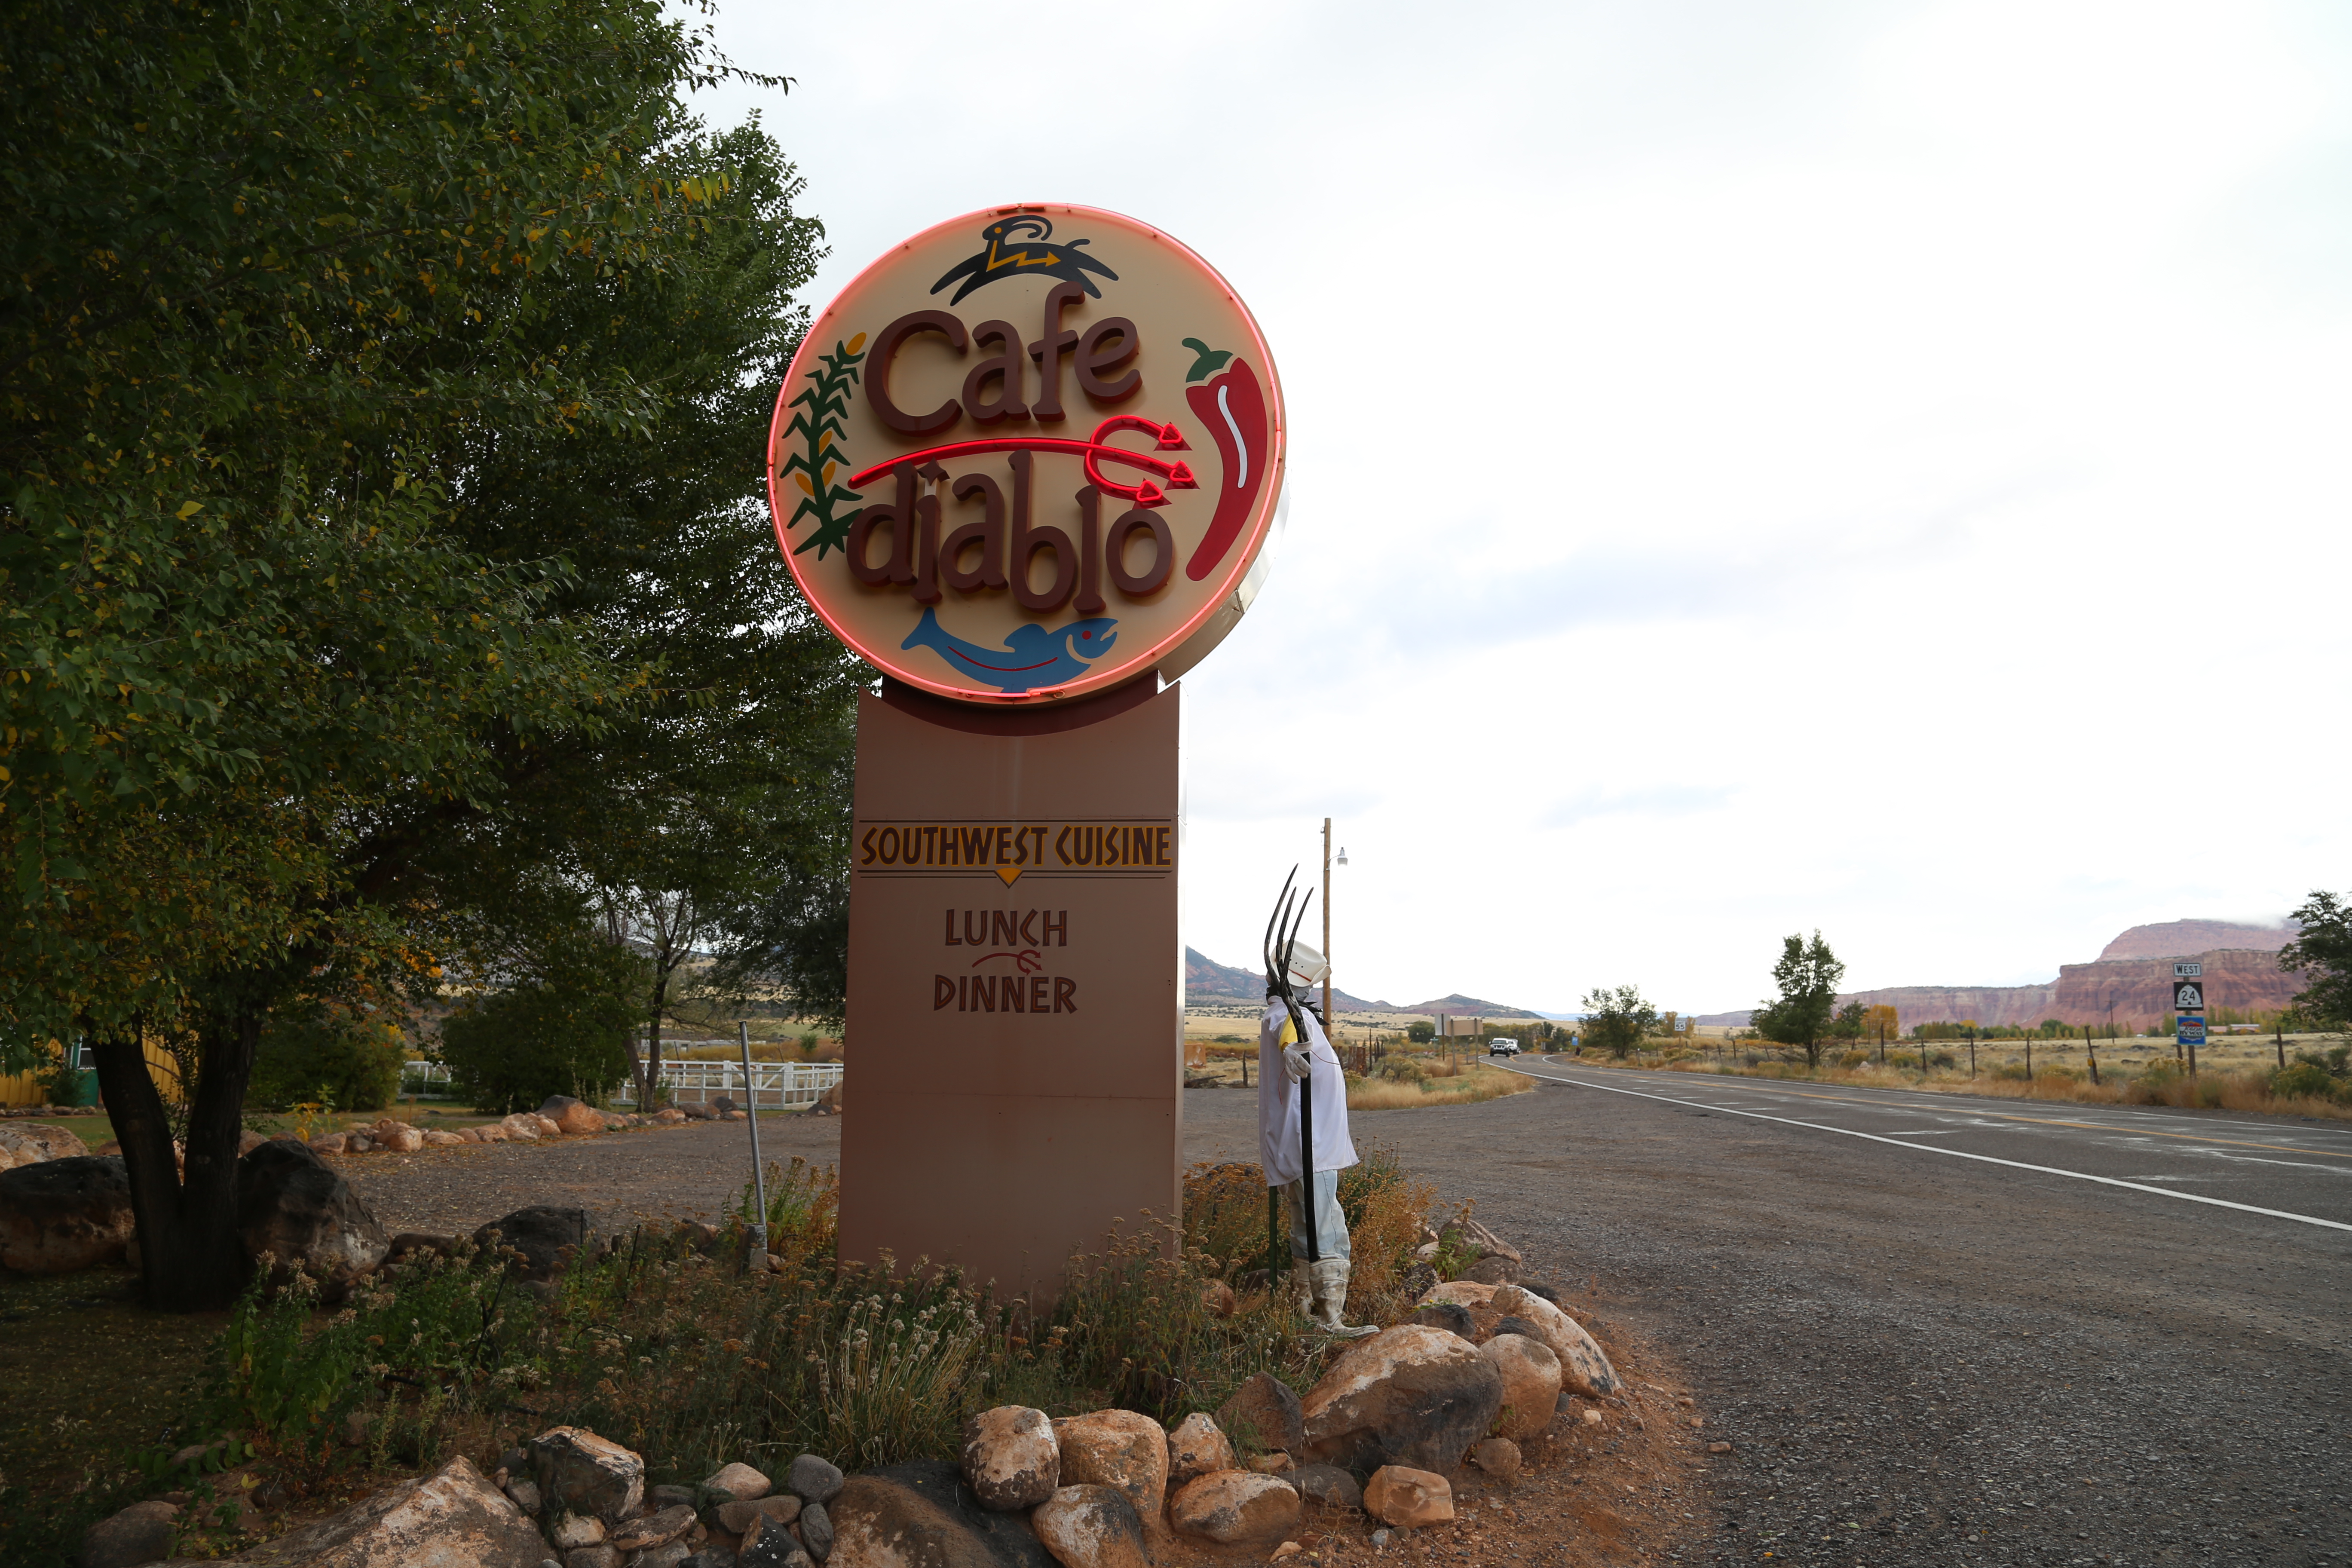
[1487,1037,1521,1057]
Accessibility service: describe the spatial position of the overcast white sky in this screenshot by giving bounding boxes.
[688,1,2352,1015]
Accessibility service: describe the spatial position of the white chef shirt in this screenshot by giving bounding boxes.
[1258,998,1359,1185]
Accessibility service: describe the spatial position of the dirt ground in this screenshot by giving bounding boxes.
[324,1094,1713,1566]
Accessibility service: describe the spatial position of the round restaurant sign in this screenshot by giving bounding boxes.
[766,204,1286,705]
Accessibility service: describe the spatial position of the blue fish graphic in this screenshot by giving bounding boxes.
[901,606,1119,694]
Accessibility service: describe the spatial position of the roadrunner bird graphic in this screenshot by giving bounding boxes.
[931,217,1118,306]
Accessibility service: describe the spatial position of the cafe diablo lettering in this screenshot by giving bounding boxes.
[767,206,1285,704]
[844,285,1189,620]
[858,819,1173,886]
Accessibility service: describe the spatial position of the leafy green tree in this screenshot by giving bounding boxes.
[1406,1020,1436,1044]
[0,0,842,1309]
[1581,984,1658,1059]
[1754,931,1846,1068]
[1827,1000,1868,1055]
[2278,891,2352,1029]
[246,999,405,1114]
[438,922,647,1114]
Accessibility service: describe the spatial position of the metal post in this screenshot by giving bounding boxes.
[740,1022,769,1259]
[1967,1026,1976,1079]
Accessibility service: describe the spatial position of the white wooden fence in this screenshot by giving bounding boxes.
[401,1059,842,1110]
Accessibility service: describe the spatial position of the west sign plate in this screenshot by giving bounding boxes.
[766,205,1286,705]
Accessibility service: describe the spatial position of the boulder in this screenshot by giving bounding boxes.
[1470,1437,1522,1482]
[1418,1280,1504,1341]
[237,1129,271,1157]
[1490,1284,1620,1396]
[1407,1301,1476,1338]
[476,1206,592,1283]
[1299,1326,1503,1474]
[235,1141,389,1287]
[0,1154,134,1273]
[653,1108,689,1125]
[80,1498,178,1568]
[1164,1412,1233,1490]
[1480,1334,1562,1440]
[565,1547,622,1568]
[826,1459,1054,1568]
[635,1545,696,1568]
[612,1504,700,1552]
[1031,1485,1148,1568]
[959,1405,1059,1510]
[552,1512,609,1548]
[202,1454,545,1565]
[498,1113,543,1142]
[1050,1411,1167,1529]
[344,1134,376,1154]
[1214,1371,1306,1456]
[531,1425,645,1523]
[504,1478,543,1516]
[539,1096,606,1138]
[1199,1280,1237,1317]
[372,1123,425,1155]
[706,1461,773,1501]
[1362,1466,1453,1529]
[474,1124,507,1143]
[1167,1472,1300,1545]
[420,1130,467,1148]
[1441,1217,1521,1265]
[787,1453,846,1505]
[800,1501,833,1561]
[809,1081,843,1117]
[308,1133,349,1156]
[1461,1254,1522,1285]
[719,1495,801,1534]
[535,1114,564,1137]
[1291,1464,1361,1513]
[0,1122,90,1162]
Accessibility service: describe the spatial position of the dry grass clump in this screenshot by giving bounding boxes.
[1348,1058,1534,1110]
[1651,1053,2352,1121]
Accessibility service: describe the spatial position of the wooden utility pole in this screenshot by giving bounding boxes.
[1321,818,1333,1031]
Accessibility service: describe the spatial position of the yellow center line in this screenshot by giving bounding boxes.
[1649,1075,2352,1160]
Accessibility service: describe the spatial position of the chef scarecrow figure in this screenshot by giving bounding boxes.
[1259,873,1377,1338]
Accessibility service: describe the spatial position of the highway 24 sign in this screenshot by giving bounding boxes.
[2177,1015,2208,1044]
[2174,980,2206,1011]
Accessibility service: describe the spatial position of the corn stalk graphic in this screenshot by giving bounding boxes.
[778,333,868,559]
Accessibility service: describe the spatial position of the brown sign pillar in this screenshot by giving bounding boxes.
[838,677,1183,1298]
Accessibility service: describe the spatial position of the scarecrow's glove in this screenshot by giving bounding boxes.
[1283,1041,1314,1082]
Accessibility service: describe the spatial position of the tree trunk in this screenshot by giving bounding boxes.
[91,1010,258,1312]
[646,958,672,1110]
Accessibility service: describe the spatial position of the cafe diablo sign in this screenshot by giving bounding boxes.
[765,205,1286,704]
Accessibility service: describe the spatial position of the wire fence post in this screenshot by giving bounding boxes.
[740,1022,768,1259]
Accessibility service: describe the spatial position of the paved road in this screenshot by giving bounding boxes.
[1457,1063,2352,1568]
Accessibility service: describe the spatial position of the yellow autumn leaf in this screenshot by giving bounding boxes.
[176,501,205,519]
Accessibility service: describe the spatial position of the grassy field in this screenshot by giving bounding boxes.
[1562,1034,2352,1121]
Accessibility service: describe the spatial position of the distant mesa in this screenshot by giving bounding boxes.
[1701,916,2306,1033]
[2097,919,2295,961]
[1182,948,1547,1019]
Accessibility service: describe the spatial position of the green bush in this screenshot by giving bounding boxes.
[246,1002,405,1113]
[2272,1060,2343,1102]
[36,1047,92,1107]
[437,926,645,1113]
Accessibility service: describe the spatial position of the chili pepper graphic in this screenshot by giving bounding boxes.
[1181,349,1269,582]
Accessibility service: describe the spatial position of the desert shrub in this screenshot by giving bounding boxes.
[1183,1161,1276,1277]
[246,1001,405,1113]
[1838,1050,1870,1068]
[730,1156,841,1271]
[2272,1061,2341,1102]
[438,925,645,1112]
[1991,1062,2031,1081]
[1930,1050,1957,1069]
[1377,1055,1432,1085]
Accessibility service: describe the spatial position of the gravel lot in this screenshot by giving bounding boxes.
[340,1078,2352,1566]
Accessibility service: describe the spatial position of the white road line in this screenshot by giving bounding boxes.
[1595,1067,2352,1142]
[1509,1064,2352,1235]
